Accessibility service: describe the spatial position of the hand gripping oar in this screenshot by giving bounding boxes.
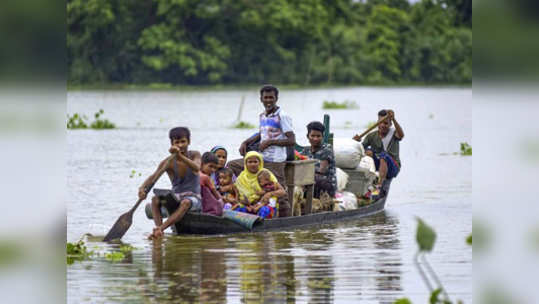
[103,154,176,242]
[353,113,391,141]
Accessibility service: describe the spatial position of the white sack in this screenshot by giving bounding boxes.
[333,138,364,169]
[336,167,349,192]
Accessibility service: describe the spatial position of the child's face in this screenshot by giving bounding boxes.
[218,172,232,186]
[307,129,323,147]
[258,175,272,188]
[171,137,189,154]
[201,162,218,175]
[246,156,260,174]
[214,149,227,169]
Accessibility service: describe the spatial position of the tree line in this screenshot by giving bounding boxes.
[68,0,471,86]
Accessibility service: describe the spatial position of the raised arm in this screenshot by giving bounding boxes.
[388,110,404,139]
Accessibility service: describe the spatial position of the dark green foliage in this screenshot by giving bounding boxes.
[68,0,471,86]
[466,233,472,245]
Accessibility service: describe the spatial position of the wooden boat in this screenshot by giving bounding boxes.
[148,114,388,235]
[167,196,387,235]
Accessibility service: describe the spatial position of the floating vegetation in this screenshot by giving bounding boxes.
[129,170,142,178]
[343,121,353,129]
[105,251,125,262]
[67,240,94,265]
[322,100,358,109]
[67,113,88,129]
[90,109,115,129]
[119,244,136,253]
[233,121,256,129]
[460,142,472,156]
[67,109,116,129]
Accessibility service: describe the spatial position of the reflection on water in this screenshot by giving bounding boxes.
[67,212,404,303]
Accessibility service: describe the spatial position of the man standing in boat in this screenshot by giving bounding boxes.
[140,127,203,239]
[353,109,404,197]
[228,84,296,217]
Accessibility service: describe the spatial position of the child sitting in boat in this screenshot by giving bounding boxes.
[200,152,223,215]
[217,167,240,210]
[210,146,236,188]
[235,151,285,218]
[251,169,286,219]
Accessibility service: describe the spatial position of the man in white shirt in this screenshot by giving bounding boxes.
[228,84,296,217]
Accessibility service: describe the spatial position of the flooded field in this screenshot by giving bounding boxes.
[67,87,472,303]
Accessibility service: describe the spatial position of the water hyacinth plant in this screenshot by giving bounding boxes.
[67,109,116,129]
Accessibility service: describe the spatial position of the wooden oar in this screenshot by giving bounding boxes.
[103,154,176,242]
[353,114,391,141]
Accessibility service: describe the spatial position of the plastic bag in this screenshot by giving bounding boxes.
[333,138,364,169]
[334,191,358,211]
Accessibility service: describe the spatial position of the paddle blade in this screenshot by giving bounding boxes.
[103,212,133,242]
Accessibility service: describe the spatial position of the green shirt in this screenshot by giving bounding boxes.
[362,129,401,167]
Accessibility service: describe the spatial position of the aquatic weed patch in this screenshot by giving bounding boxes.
[233,121,256,129]
[67,240,94,264]
[322,100,358,109]
[67,109,116,129]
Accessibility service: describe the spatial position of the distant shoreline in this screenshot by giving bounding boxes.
[68,82,472,91]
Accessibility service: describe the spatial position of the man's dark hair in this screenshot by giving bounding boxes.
[260,84,279,98]
[307,121,325,135]
[169,127,190,142]
[378,109,388,117]
[217,167,234,178]
[201,152,219,165]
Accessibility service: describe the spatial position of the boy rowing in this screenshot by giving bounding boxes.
[139,127,202,239]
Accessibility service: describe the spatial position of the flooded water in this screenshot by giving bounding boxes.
[67,87,472,303]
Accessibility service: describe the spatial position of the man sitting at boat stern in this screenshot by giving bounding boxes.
[300,121,337,199]
[139,127,202,239]
[227,84,296,217]
[353,109,404,198]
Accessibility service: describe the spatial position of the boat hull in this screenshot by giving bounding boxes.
[167,196,386,235]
